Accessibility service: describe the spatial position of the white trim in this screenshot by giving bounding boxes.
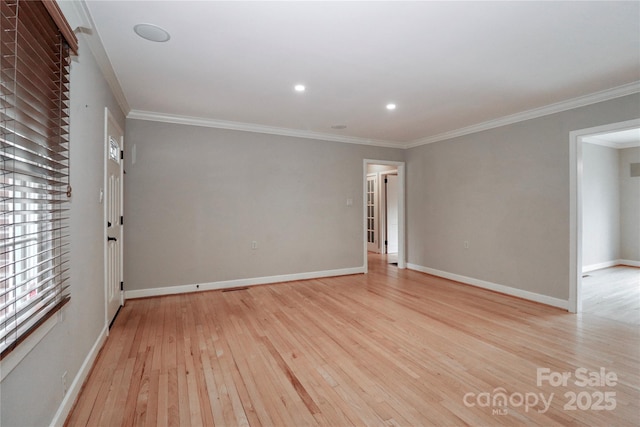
[127,110,400,148]
[0,314,59,381]
[128,81,639,150]
[406,81,640,148]
[407,263,568,310]
[582,260,621,273]
[124,267,365,299]
[569,118,640,313]
[50,325,108,427]
[620,259,640,268]
[583,259,640,272]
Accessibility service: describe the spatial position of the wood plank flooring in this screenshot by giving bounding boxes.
[582,265,640,326]
[66,255,640,426]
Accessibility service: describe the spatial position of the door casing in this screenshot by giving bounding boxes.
[569,118,640,313]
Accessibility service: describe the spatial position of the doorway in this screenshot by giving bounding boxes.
[363,160,406,272]
[569,118,640,313]
[104,108,124,329]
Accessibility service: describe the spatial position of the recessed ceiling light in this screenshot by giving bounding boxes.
[386,103,397,110]
[134,24,171,43]
[294,84,306,92]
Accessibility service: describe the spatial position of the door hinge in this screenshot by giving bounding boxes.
[120,150,124,160]
[385,240,388,246]
[120,281,124,291]
[384,177,388,183]
[120,215,124,225]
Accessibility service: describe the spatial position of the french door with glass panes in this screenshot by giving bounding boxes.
[366,174,378,252]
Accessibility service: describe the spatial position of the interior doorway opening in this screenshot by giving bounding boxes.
[569,118,640,314]
[363,160,405,272]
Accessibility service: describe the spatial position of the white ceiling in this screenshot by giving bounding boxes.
[81,1,640,148]
[584,128,640,149]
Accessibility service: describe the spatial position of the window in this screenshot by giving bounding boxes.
[1,0,77,358]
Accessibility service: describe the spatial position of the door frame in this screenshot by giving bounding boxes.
[363,160,406,272]
[568,117,640,313]
[104,108,125,331]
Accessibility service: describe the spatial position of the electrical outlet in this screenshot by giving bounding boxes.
[251,241,258,250]
[464,240,469,249]
[62,371,68,397]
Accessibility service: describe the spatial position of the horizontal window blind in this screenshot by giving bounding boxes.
[1,0,76,358]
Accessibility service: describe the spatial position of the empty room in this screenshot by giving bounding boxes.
[1,1,639,426]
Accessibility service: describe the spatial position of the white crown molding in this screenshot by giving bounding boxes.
[61,0,639,150]
[60,0,130,116]
[405,81,640,149]
[127,110,402,148]
[129,81,639,150]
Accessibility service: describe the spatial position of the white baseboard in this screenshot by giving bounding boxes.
[618,259,640,268]
[583,259,640,273]
[50,325,108,427]
[582,260,620,273]
[406,263,568,310]
[125,266,365,299]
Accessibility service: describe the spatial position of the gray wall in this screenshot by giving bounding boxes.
[582,143,621,266]
[123,120,404,291]
[620,146,640,261]
[0,35,126,426]
[406,94,640,300]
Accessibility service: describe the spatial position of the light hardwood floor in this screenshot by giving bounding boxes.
[582,265,640,326]
[66,255,640,426]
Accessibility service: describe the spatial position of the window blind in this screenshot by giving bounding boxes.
[1,0,77,359]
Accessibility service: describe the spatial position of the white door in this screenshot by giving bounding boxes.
[385,174,399,254]
[366,175,379,252]
[105,110,124,327]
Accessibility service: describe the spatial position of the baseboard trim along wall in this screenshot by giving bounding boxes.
[125,266,366,299]
[50,325,108,427]
[620,259,640,268]
[583,259,640,273]
[407,263,568,310]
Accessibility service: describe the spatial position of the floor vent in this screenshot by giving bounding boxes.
[222,287,249,292]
